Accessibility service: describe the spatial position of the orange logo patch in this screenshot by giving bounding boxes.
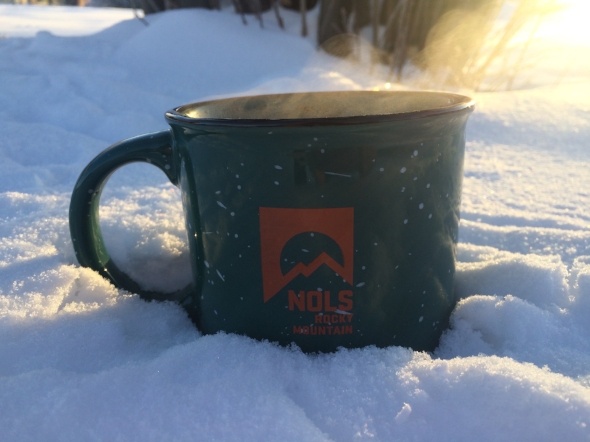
[259,207,354,303]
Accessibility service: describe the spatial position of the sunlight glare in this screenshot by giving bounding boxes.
[536,0,590,46]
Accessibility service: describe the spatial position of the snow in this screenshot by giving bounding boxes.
[1,3,590,441]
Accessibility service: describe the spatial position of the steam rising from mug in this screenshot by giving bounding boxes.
[173,90,471,121]
[317,1,558,91]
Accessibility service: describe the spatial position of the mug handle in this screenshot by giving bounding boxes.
[69,130,191,303]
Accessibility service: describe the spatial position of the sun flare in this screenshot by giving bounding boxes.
[536,0,590,46]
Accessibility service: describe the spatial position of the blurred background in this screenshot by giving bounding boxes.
[0,0,583,91]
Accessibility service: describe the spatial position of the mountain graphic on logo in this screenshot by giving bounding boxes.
[259,207,354,303]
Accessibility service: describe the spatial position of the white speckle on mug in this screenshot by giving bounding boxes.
[324,171,351,178]
[400,167,407,173]
[413,150,419,157]
[426,183,431,188]
[237,185,242,190]
[204,260,210,268]
[321,148,325,153]
[216,269,225,282]
[419,316,424,323]
[403,219,408,224]
[215,190,221,195]
[234,234,238,238]
[216,201,227,209]
[356,282,366,287]
[428,213,433,219]
[274,165,283,170]
[230,212,235,217]
[418,203,424,210]
[274,181,279,185]
[379,167,384,172]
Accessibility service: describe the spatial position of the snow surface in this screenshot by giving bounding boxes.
[1,4,590,441]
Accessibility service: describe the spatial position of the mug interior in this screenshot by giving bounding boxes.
[167,91,474,124]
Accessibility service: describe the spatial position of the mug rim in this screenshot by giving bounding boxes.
[165,90,475,128]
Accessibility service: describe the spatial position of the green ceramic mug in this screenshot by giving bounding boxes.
[69,91,474,352]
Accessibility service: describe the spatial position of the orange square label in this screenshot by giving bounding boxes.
[259,207,354,302]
